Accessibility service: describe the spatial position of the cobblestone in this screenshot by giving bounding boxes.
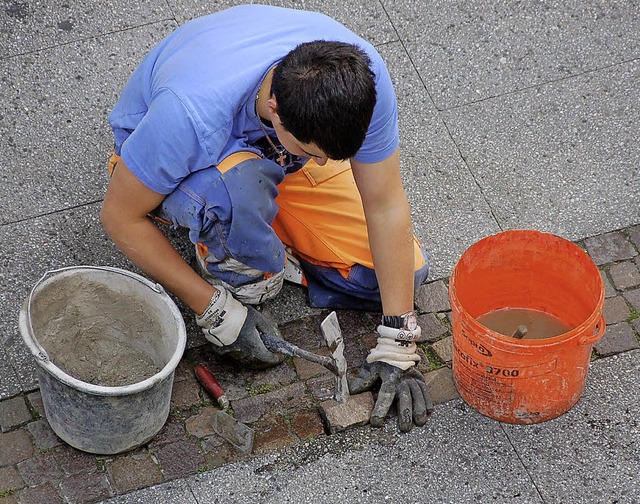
[0,430,34,467]
[17,452,64,486]
[59,470,113,504]
[585,231,637,265]
[624,287,640,311]
[601,271,617,298]
[594,323,640,357]
[318,393,374,434]
[17,481,64,504]
[609,261,640,290]
[0,397,31,432]
[423,367,459,405]
[232,382,308,424]
[415,279,450,313]
[603,296,631,324]
[152,439,206,481]
[432,336,453,363]
[0,466,23,493]
[106,452,163,494]
[417,312,449,342]
[185,407,217,438]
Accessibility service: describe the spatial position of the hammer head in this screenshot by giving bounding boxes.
[320,311,350,403]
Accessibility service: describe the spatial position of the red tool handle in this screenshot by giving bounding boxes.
[195,364,229,410]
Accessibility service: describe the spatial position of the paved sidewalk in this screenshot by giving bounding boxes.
[1,1,639,503]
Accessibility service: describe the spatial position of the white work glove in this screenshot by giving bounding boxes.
[349,312,433,432]
[196,287,284,369]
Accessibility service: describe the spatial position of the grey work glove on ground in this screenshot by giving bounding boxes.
[197,288,284,369]
[349,361,434,432]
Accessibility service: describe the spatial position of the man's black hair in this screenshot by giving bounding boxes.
[271,41,377,161]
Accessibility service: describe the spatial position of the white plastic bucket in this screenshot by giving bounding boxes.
[19,266,186,454]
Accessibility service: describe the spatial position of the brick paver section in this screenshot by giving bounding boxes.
[0,226,637,503]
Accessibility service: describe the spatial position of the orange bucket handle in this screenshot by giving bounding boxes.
[578,313,606,346]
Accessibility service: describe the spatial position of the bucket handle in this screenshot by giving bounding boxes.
[578,313,606,346]
[25,266,166,363]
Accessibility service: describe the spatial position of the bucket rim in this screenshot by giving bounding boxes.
[20,265,187,396]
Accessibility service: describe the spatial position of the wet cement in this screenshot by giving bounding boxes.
[32,275,164,387]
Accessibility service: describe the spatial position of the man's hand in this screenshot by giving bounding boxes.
[197,288,284,369]
[349,318,434,432]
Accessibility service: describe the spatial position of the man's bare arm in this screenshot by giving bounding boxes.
[100,157,215,315]
[350,148,415,316]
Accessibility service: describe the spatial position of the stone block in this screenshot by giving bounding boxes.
[201,436,244,469]
[594,323,640,357]
[334,310,375,338]
[415,280,450,313]
[0,397,32,432]
[147,416,186,449]
[432,336,453,363]
[422,367,460,404]
[25,419,62,451]
[59,470,113,504]
[279,316,325,350]
[585,231,636,265]
[0,466,23,493]
[318,392,374,434]
[152,439,206,481]
[171,379,202,410]
[603,296,630,324]
[627,225,640,249]
[416,313,449,342]
[253,415,298,455]
[232,382,307,424]
[306,374,336,402]
[293,354,330,380]
[291,408,326,440]
[17,452,64,486]
[0,430,34,467]
[53,444,98,475]
[25,393,44,420]
[106,452,163,494]
[624,287,640,312]
[16,481,64,504]
[601,270,617,298]
[609,261,640,290]
[185,407,217,438]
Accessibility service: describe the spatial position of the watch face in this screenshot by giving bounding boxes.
[403,311,418,331]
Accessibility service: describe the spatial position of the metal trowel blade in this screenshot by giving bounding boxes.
[212,410,255,454]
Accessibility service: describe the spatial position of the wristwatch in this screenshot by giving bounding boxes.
[382,311,417,330]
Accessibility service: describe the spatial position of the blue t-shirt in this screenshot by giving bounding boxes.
[108,5,399,194]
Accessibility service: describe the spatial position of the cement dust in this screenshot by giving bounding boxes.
[33,276,164,387]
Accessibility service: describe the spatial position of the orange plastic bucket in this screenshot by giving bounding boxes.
[449,230,605,424]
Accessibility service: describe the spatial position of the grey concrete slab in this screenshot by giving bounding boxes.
[384,0,640,110]
[0,346,22,400]
[0,0,172,59]
[0,21,177,226]
[379,42,501,279]
[167,0,398,46]
[100,480,198,504]
[186,400,541,503]
[442,60,640,242]
[503,350,640,504]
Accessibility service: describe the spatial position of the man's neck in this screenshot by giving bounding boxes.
[256,66,276,122]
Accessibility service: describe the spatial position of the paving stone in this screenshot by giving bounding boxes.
[25,393,44,419]
[17,451,64,486]
[171,379,202,410]
[106,452,163,494]
[59,470,113,504]
[601,270,617,298]
[290,408,326,440]
[279,316,325,350]
[245,363,298,392]
[0,466,23,493]
[306,374,336,402]
[343,340,368,369]
[334,310,375,337]
[232,382,308,424]
[627,225,640,249]
[147,416,186,449]
[432,336,453,363]
[415,279,450,313]
[53,444,98,475]
[603,296,631,324]
[253,415,298,455]
[152,439,206,481]
[26,418,63,451]
[416,312,449,342]
[185,407,216,438]
[0,493,18,504]
[632,318,640,335]
[16,481,64,504]
[0,430,34,467]
[293,353,330,380]
[609,261,640,290]
[201,436,245,469]
[624,287,640,311]
[594,323,640,357]
[0,396,32,432]
[585,231,637,265]
[422,367,460,404]
[318,392,374,434]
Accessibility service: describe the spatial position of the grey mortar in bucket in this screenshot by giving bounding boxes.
[19,266,187,455]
